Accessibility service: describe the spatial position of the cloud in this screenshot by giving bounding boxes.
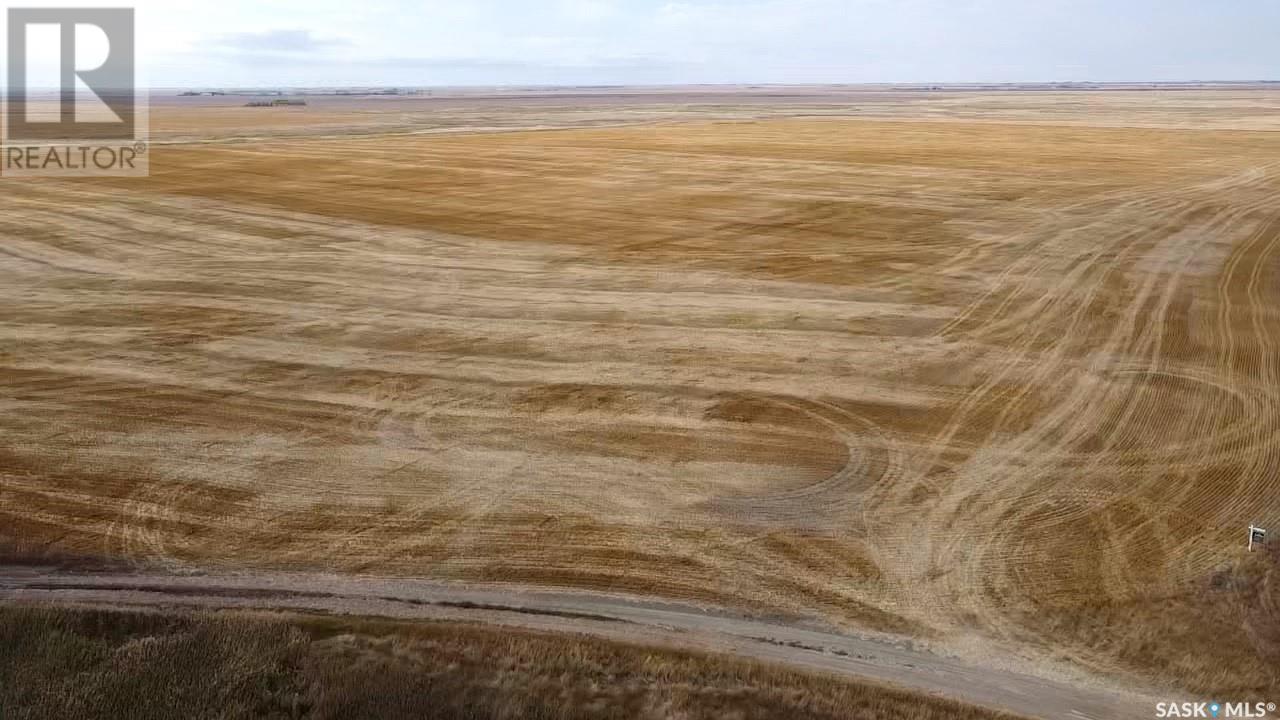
[205,51,683,75]
[557,0,620,22]
[214,29,350,54]
[124,0,1280,86]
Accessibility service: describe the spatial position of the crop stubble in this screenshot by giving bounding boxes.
[3,96,1280,689]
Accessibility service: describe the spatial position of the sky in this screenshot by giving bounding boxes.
[3,0,1280,88]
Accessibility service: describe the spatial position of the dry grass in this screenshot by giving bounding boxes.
[0,605,1020,720]
[4,92,1280,694]
[1014,545,1280,698]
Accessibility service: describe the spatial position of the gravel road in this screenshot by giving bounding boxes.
[0,565,1167,719]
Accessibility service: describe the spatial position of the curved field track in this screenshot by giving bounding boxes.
[4,93,1280,697]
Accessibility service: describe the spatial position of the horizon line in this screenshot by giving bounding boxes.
[7,79,1280,93]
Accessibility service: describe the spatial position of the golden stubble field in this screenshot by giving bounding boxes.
[3,91,1280,692]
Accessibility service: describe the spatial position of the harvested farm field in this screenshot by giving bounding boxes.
[4,89,1280,710]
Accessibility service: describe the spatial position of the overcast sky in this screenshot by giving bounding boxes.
[5,0,1280,87]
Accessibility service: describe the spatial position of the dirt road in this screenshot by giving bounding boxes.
[0,565,1163,720]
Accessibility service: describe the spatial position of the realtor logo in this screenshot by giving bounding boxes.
[3,7,148,176]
